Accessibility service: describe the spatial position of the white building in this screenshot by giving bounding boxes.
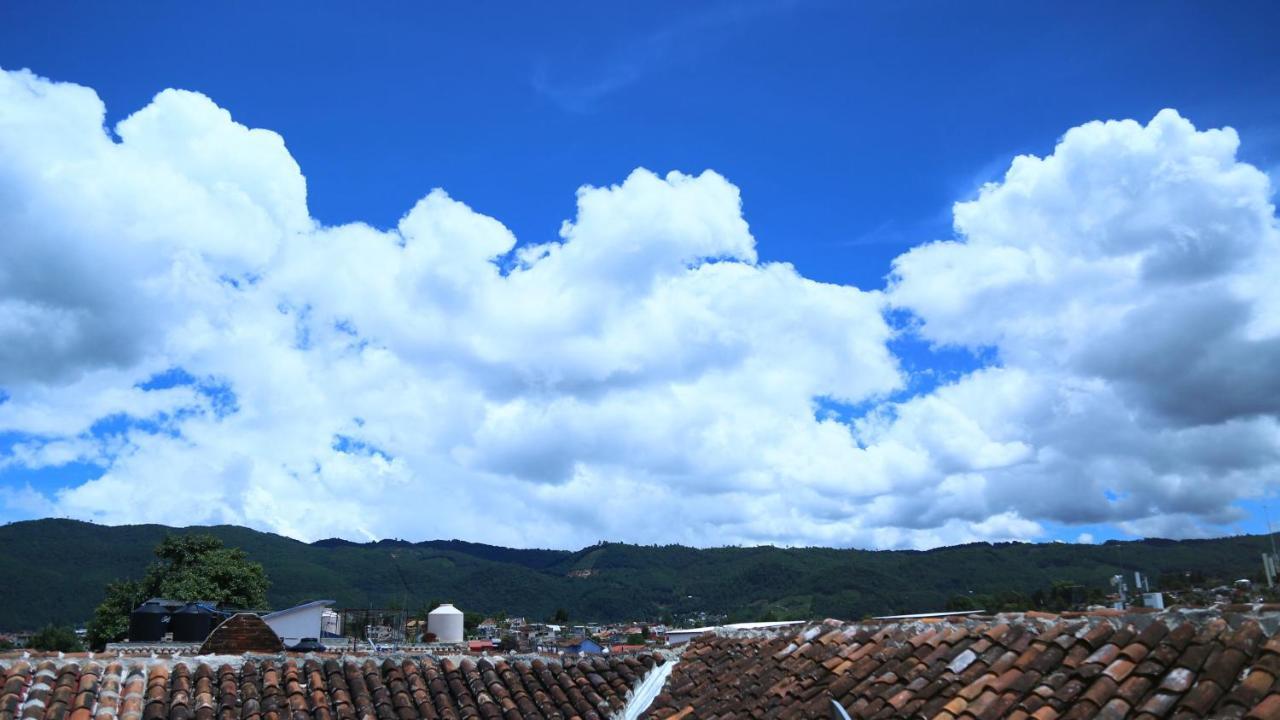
[263,600,337,647]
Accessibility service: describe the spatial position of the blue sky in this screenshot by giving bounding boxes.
[5,1,1277,289]
[1,2,1279,547]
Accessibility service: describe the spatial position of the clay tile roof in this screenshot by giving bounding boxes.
[0,652,662,720]
[644,609,1280,719]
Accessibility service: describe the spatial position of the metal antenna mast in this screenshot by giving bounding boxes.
[1267,501,1280,560]
[1262,500,1280,589]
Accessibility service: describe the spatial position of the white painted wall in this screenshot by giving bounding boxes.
[665,628,710,646]
[265,604,327,646]
[620,658,678,720]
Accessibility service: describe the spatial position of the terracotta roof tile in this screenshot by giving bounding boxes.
[1030,706,1059,720]
[0,653,658,720]
[644,609,1280,719]
[1104,658,1137,683]
[1116,675,1153,707]
[1178,677,1226,716]
[1247,693,1280,720]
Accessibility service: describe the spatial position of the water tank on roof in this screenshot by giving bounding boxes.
[129,601,171,642]
[171,602,216,642]
[427,603,464,643]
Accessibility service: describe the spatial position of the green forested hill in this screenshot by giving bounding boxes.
[0,519,1270,630]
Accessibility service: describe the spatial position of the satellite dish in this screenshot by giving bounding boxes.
[830,698,852,720]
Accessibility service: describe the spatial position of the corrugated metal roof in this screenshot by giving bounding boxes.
[261,598,336,619]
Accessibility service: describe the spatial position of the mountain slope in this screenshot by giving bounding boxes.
[0,519,1269,630]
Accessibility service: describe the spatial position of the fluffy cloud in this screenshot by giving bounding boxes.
[0,73,304,385]
[886,110,1280,539]
[0,68,1277,548]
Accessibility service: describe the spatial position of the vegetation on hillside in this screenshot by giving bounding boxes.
[2,519,1273,632]
[27,624,83,652]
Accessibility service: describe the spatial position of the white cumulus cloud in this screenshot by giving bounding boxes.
[886,109,1280,539]
[0,68,1277,548]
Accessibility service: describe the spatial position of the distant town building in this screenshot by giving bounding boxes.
[562,638,604,655]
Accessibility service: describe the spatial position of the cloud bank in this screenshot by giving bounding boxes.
[1,69,1277,548]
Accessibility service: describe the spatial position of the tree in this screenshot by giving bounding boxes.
[142,534,269,607]
[84,534,269,650]
[28,624,83,652]
[552,607,569,623]
[85,579,144,649]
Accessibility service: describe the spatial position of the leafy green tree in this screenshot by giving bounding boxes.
[142,534,269,607]
[83,534,269,650]
[28,624,83,652]
[552,607,569,623]
[85,579,144,649]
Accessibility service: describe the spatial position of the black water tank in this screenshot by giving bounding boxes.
[171,602,215,642]
[128,601,170,642]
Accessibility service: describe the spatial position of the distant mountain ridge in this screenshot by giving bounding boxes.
[312,535,574,569]
[0,518,1269,630]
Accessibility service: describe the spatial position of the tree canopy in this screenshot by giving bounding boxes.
[28,624,83,652]
[84,534,268,649]
[143,534,269,607]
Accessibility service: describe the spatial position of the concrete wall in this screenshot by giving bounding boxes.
[264,605,326,646]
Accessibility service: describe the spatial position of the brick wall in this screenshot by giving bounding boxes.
[198,613,283,654]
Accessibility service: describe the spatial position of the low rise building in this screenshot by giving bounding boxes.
[261,599,337,648]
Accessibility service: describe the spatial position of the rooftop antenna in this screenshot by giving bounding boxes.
[1267,501,1280,560]
[1110,574,1128,610]
[1265,501,1280,589]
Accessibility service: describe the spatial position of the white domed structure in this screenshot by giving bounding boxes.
[427,603,464,643]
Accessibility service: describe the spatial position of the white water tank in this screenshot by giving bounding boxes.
[428,603,465,643]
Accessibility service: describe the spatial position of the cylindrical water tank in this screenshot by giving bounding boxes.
[171,602,215,642]
[427,603,464,643]
[129,601,170,642]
